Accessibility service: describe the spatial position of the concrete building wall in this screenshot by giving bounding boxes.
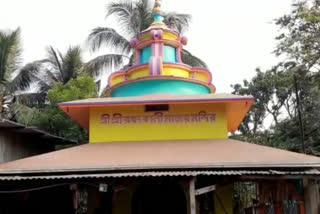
[0,130,53,163]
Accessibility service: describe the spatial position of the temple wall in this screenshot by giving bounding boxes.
[89,103,228,143]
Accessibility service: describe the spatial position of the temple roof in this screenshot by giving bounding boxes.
[0,139,319,176]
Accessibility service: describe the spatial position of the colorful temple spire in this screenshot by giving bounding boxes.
[153,0,162,14]
[107,0,215,97]
[153,0,164,22]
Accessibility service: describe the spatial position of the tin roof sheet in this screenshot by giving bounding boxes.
[1,169,319,181]
[0,119,75,145]
[0,139,319,175]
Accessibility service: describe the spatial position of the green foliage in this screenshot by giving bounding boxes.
[48,75,97,104]
[275,1,320,70]
[19,75,98,143]
[45,46,84,85]
[3,44,98,143]
[31,106,88,143]
[232,66,294,136]
[232,0,320,155]
[0,28,43,117]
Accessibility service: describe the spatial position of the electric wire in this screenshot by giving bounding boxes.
[0,182,100,194]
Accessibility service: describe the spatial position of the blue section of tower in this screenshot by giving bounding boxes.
[110,79,211,97]
[163,45,177,63]
[154,13,164,22]
[140,46,152,64]
[140,46,177,64]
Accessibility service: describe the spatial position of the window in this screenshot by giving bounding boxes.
[140,46,151,64]
[145,104,169,112]
[163,45,177,63]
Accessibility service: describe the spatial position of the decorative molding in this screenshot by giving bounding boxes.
[107,76,216,96]
[108,63,212,86]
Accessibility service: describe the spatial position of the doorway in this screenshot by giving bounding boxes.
[132,180,187,214]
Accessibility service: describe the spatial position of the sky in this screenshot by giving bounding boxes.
[0,0,293,93]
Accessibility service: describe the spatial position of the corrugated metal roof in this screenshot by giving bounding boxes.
[0,139,320,175]
[0,169,319,181]
[0,119,75,145]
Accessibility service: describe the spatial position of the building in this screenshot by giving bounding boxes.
[0,1,319,214]
[0,118,73,162]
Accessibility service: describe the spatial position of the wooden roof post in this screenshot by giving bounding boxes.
[303,179,320,214]
[189,177,196,214]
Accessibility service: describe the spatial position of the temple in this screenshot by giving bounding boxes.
[0,1,320,214]
[107,0,214,97]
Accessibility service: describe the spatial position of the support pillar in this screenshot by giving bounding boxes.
[304,179,320,214]
[189,177,196,214]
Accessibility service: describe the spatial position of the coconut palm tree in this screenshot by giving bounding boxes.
[0,28,42,117]
[10,45,94,125]
[18,45,86,105]
[41,46,83,85]
[86,0,207,77]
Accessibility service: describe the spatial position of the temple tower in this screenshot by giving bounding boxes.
[59,1,253,143]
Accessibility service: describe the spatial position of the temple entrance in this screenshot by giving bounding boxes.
[132,181,187,214]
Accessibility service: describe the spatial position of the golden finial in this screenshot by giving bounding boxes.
[153,0,162,14]
[145,0,167,30]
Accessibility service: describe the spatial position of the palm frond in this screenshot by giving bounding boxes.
[87,27,131,54]
[106,0,133,19]
[44,69,59,84]
[85,54,128,76]
[0,28,22,82]
[61,46,83,84]
[181,49,208,68]
[135,0,153,31]
[6,29,23,78]
[164,13,192,33]
[32,71,54,93]
[7,61,42,93]
[106,0,139,35]
[46,46,63,75]
[14,92,47,106]
[95,80,101,94]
